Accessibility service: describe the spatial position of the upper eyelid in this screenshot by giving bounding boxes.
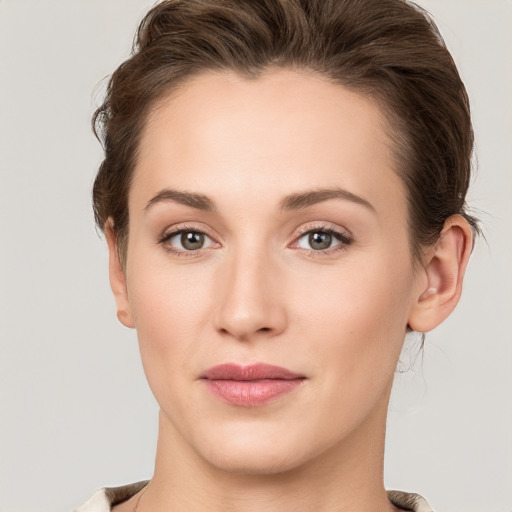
[293,226,351,249]
[294,223,350,237]
[161,223,215,239]
[159,226,217,255]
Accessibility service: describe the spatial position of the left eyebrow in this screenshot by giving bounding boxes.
[279,187,376,213]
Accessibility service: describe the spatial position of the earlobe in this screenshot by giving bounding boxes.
[408,215,473,333]
[105,220,135,329]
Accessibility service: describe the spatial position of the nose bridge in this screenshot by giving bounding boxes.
[213,236,286,341]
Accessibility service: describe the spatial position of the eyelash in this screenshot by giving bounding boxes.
[159,224,217,257]
[158,223,352,258]
[293,224,352,256]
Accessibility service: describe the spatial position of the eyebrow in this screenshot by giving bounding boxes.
[279,187,375,213]
[144,186,375,214]
[145,188,216,212]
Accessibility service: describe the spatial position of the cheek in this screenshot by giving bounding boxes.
[295,253,414,400]
[125,259,211,386]
[296,250,412,333]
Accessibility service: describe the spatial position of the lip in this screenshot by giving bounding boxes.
[200,363,306,407]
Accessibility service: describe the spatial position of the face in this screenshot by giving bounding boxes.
[116,68,424,474]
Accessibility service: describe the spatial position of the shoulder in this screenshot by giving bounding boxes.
[75,481,149,512]
[75,482,433,512]
[387,489,435,512]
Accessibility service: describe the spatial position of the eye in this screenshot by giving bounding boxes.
[160,226,217,255]
[294,225,352,254]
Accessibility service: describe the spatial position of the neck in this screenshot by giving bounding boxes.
[141,387,397,512]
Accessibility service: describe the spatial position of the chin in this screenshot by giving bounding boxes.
[204,444,306,476]
[192,421,324,476]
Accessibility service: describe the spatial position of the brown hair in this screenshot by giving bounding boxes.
[92,0,479,266]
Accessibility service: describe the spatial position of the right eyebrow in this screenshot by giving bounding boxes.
[144,188,217,213]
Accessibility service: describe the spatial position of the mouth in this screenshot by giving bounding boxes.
[200,363,306,407]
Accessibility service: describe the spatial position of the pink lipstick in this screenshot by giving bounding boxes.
[200,363,305,407]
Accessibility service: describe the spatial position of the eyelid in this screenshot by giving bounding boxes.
[295,222,353,241]
[293,222,352,239]
[290,223,353,255]
[159,223,219,256]
[160,223,216,241]
[158,222,352,258]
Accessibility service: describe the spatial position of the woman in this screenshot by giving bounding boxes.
[77,0,478,510]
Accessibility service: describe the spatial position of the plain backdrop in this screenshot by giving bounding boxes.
[0,1,511,511]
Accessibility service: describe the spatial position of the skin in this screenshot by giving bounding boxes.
[108,68,473,512]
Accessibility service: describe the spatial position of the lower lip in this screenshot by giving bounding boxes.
[203,379,304,407]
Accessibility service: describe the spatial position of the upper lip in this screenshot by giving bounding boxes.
[200,363,304,381]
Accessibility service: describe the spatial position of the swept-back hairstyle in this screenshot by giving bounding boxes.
[93,0,478,266]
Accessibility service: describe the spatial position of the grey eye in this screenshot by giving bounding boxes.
[180,231,205,250]
[166,230,214,251]
[297,230,341,251]
[308,232,332,250]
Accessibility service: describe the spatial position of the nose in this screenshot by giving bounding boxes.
[212,246,287,343]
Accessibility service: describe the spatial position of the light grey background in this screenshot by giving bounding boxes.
[0,1,510,511]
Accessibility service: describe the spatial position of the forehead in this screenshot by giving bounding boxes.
[132,68,407,224]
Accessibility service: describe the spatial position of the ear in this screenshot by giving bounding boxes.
[105,220,135,329]
[408,214,473,333]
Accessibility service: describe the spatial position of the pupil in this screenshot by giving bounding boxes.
[309,232,332,250]
[182,231,204,250]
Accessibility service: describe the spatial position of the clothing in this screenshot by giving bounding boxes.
[75,480,435,511]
